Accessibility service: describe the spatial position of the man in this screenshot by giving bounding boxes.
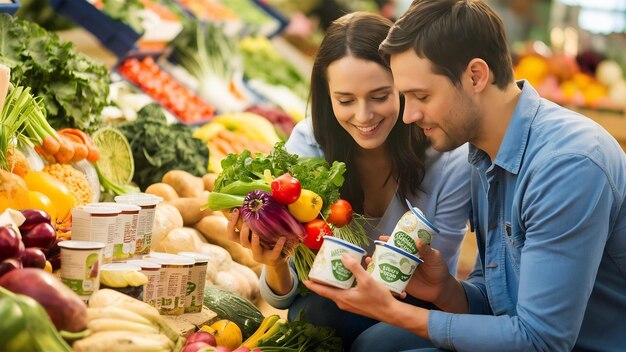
[303,1,626,351]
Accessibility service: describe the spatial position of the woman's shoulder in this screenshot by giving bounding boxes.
[285,119,324,158]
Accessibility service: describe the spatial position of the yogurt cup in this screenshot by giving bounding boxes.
[58,240,105,302]
[87,202,140,260]
[308,236,366,289]
[177,252,210,313]
[126,259,163,309]
[143,252,193,315]
[99,263,146,300]
[387,207,440,255]
[367,240,423,294]
[115,194,163,256]
[71,206,121,263]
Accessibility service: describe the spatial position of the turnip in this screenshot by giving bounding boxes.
[186,331,217,347]
[20,247,46,268]
[0,225,21,261]
[0,258,22,277]
[21,221,56,250]
[19,209,51,232]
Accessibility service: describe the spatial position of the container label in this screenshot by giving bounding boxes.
[378,263,411,282]
[392,231,418,254]
[331,259,353,281]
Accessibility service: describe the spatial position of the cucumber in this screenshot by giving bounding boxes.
[203,285,265,339]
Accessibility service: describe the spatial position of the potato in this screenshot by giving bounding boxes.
[151,204,183,248]
[145,183,179,201]
[153,227,198,253]
[230,261,260,302]
[165,197,212,226]
[202,173,218,191]
[194,215,259,269]
[162,170,204,198]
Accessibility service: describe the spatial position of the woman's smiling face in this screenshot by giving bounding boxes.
[326,56,400,151]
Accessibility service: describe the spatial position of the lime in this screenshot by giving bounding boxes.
[91,127,134,185]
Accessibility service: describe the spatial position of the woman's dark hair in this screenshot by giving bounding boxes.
[309,11,429,213]
[380,0,514,89]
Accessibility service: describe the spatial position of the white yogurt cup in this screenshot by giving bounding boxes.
[71,206,121,263]
[387,207,440,255]
[308,236,366,289]
[87,202,140,260]
[367,240,423,294]
[115,194,163,256]
[58,240,105,302]
[177,251,210,313]
[126,259,163,309]
[143,252,193,315]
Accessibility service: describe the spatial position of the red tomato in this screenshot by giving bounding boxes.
[303,219,332,251]
[271,173,302,205]
[327,199,353,227]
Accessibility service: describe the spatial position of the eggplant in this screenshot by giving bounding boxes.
[21,222,56,250]
[241,190,305,253]
[18,209,51,232]
[0,226,22,262]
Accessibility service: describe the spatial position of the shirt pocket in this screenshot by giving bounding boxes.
[504,221,525,271]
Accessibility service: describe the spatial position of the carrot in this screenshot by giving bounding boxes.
[59,128,100,162]
[34,145,57,164]
[41,135,61,155]
[54,135,76,164]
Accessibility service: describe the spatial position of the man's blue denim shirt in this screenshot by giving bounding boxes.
[429,81,626,351]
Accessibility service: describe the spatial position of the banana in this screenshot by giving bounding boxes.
[213,112,281,145]
[193,122,227,142]
[87,307,153,327]
[240,314,281,348]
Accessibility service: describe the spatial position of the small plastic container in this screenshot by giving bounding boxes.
[99,263,146,300]
[367,240,423,294]
[177,252,210,313]
[115,194,163,256]
[143,252,193,315]
[71,206,121,263]
[308,236,366,289]
[387,207,440,255]
[87,202,140,260]
[58,240,105,302]
[126,259,163,309]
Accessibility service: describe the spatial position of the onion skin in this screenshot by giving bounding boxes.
[241,190,305,253]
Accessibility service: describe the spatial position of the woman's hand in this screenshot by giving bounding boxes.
[227,208,287,267]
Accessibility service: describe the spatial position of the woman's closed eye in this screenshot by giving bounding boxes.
[371,94,390,102]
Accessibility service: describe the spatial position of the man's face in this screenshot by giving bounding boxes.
[390,50,481,152]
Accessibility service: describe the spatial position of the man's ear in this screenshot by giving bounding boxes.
[466,58,490,92]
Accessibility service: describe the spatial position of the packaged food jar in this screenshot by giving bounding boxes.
[387,207,439,255]
[87,202,140,260]
[115,194,163,256]
[99,262,147,300]
[308,236,366,289]
[58,240,105,302]
[126,259,163,309]
[177,252,210,313]
[71,206,120,263]
[367,240,423,294]
[143,252,193,315]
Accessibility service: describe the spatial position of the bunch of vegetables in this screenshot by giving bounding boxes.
[0,14,110,133]
[205,142,367,281]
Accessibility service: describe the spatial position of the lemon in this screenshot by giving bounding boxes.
[209,319,242,350]
[92,127,134,185]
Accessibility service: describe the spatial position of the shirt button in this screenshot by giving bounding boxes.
[487,263,498,268]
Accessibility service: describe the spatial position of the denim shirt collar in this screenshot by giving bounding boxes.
[468,80,541,174]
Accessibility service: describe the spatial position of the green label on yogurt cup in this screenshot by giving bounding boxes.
[392,231,418,254]
[417,229,432,245]
[331,259,353,281]
[378,263,412,282]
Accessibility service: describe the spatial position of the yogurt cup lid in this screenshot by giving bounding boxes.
[126,259,161,269]
[101,263,142,272]
[143,252,195,265]
[87,202,141,212]
[323,236,366,254]
[58,240,106,250]
[177,252,211,263]
[78,205,121,215]
[115,193,163,206]
[374,240,423,263]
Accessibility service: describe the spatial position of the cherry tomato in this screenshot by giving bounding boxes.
[327,199,353,228]
[271,173,302,205]
[303,219,332,251]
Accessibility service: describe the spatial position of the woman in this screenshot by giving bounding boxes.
[228,12,471,350]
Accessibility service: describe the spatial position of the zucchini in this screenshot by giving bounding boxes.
[203,285,264,339]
